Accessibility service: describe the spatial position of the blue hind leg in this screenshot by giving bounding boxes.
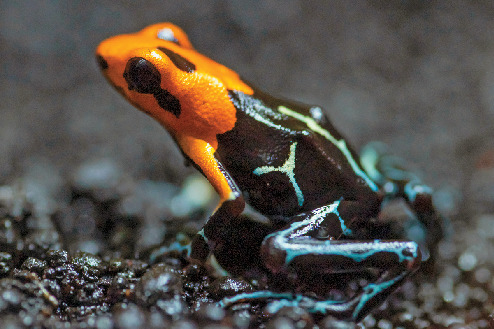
[220,201,421,322]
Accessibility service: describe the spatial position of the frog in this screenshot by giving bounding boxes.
[96,23,443,322]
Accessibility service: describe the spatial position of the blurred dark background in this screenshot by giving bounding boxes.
[1,0,494,198]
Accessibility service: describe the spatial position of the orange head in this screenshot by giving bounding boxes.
[96,23,253,143]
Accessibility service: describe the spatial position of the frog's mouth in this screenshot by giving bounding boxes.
[95,54,123,97]
[96,54,108,71]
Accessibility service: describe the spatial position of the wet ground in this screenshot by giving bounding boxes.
[1,156,494,328]
[2,1,494,328]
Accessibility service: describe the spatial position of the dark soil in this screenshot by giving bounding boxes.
[2,1,494,328]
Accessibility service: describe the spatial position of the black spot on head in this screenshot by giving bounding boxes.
[96,55,108,70]
[124,57,162,94]
[158,47,196,73]
[123,57,181,118]
[154,89,181,117]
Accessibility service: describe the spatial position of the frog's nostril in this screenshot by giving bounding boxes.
[96,54,108,70]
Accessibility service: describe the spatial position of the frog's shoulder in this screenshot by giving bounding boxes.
[228,85,337,134]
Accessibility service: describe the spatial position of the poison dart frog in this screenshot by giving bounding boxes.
[96,23,443,322]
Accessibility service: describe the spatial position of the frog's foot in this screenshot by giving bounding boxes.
[359,142,432,204]
[219,291,357,320]
[360,142,445,248]
[148,233,192,264]
[219,269,409,322]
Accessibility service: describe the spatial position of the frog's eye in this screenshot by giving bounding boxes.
[123,57,161,94]
[157,28,180,44]
[123,57,181,118]
[154,26,194,50]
